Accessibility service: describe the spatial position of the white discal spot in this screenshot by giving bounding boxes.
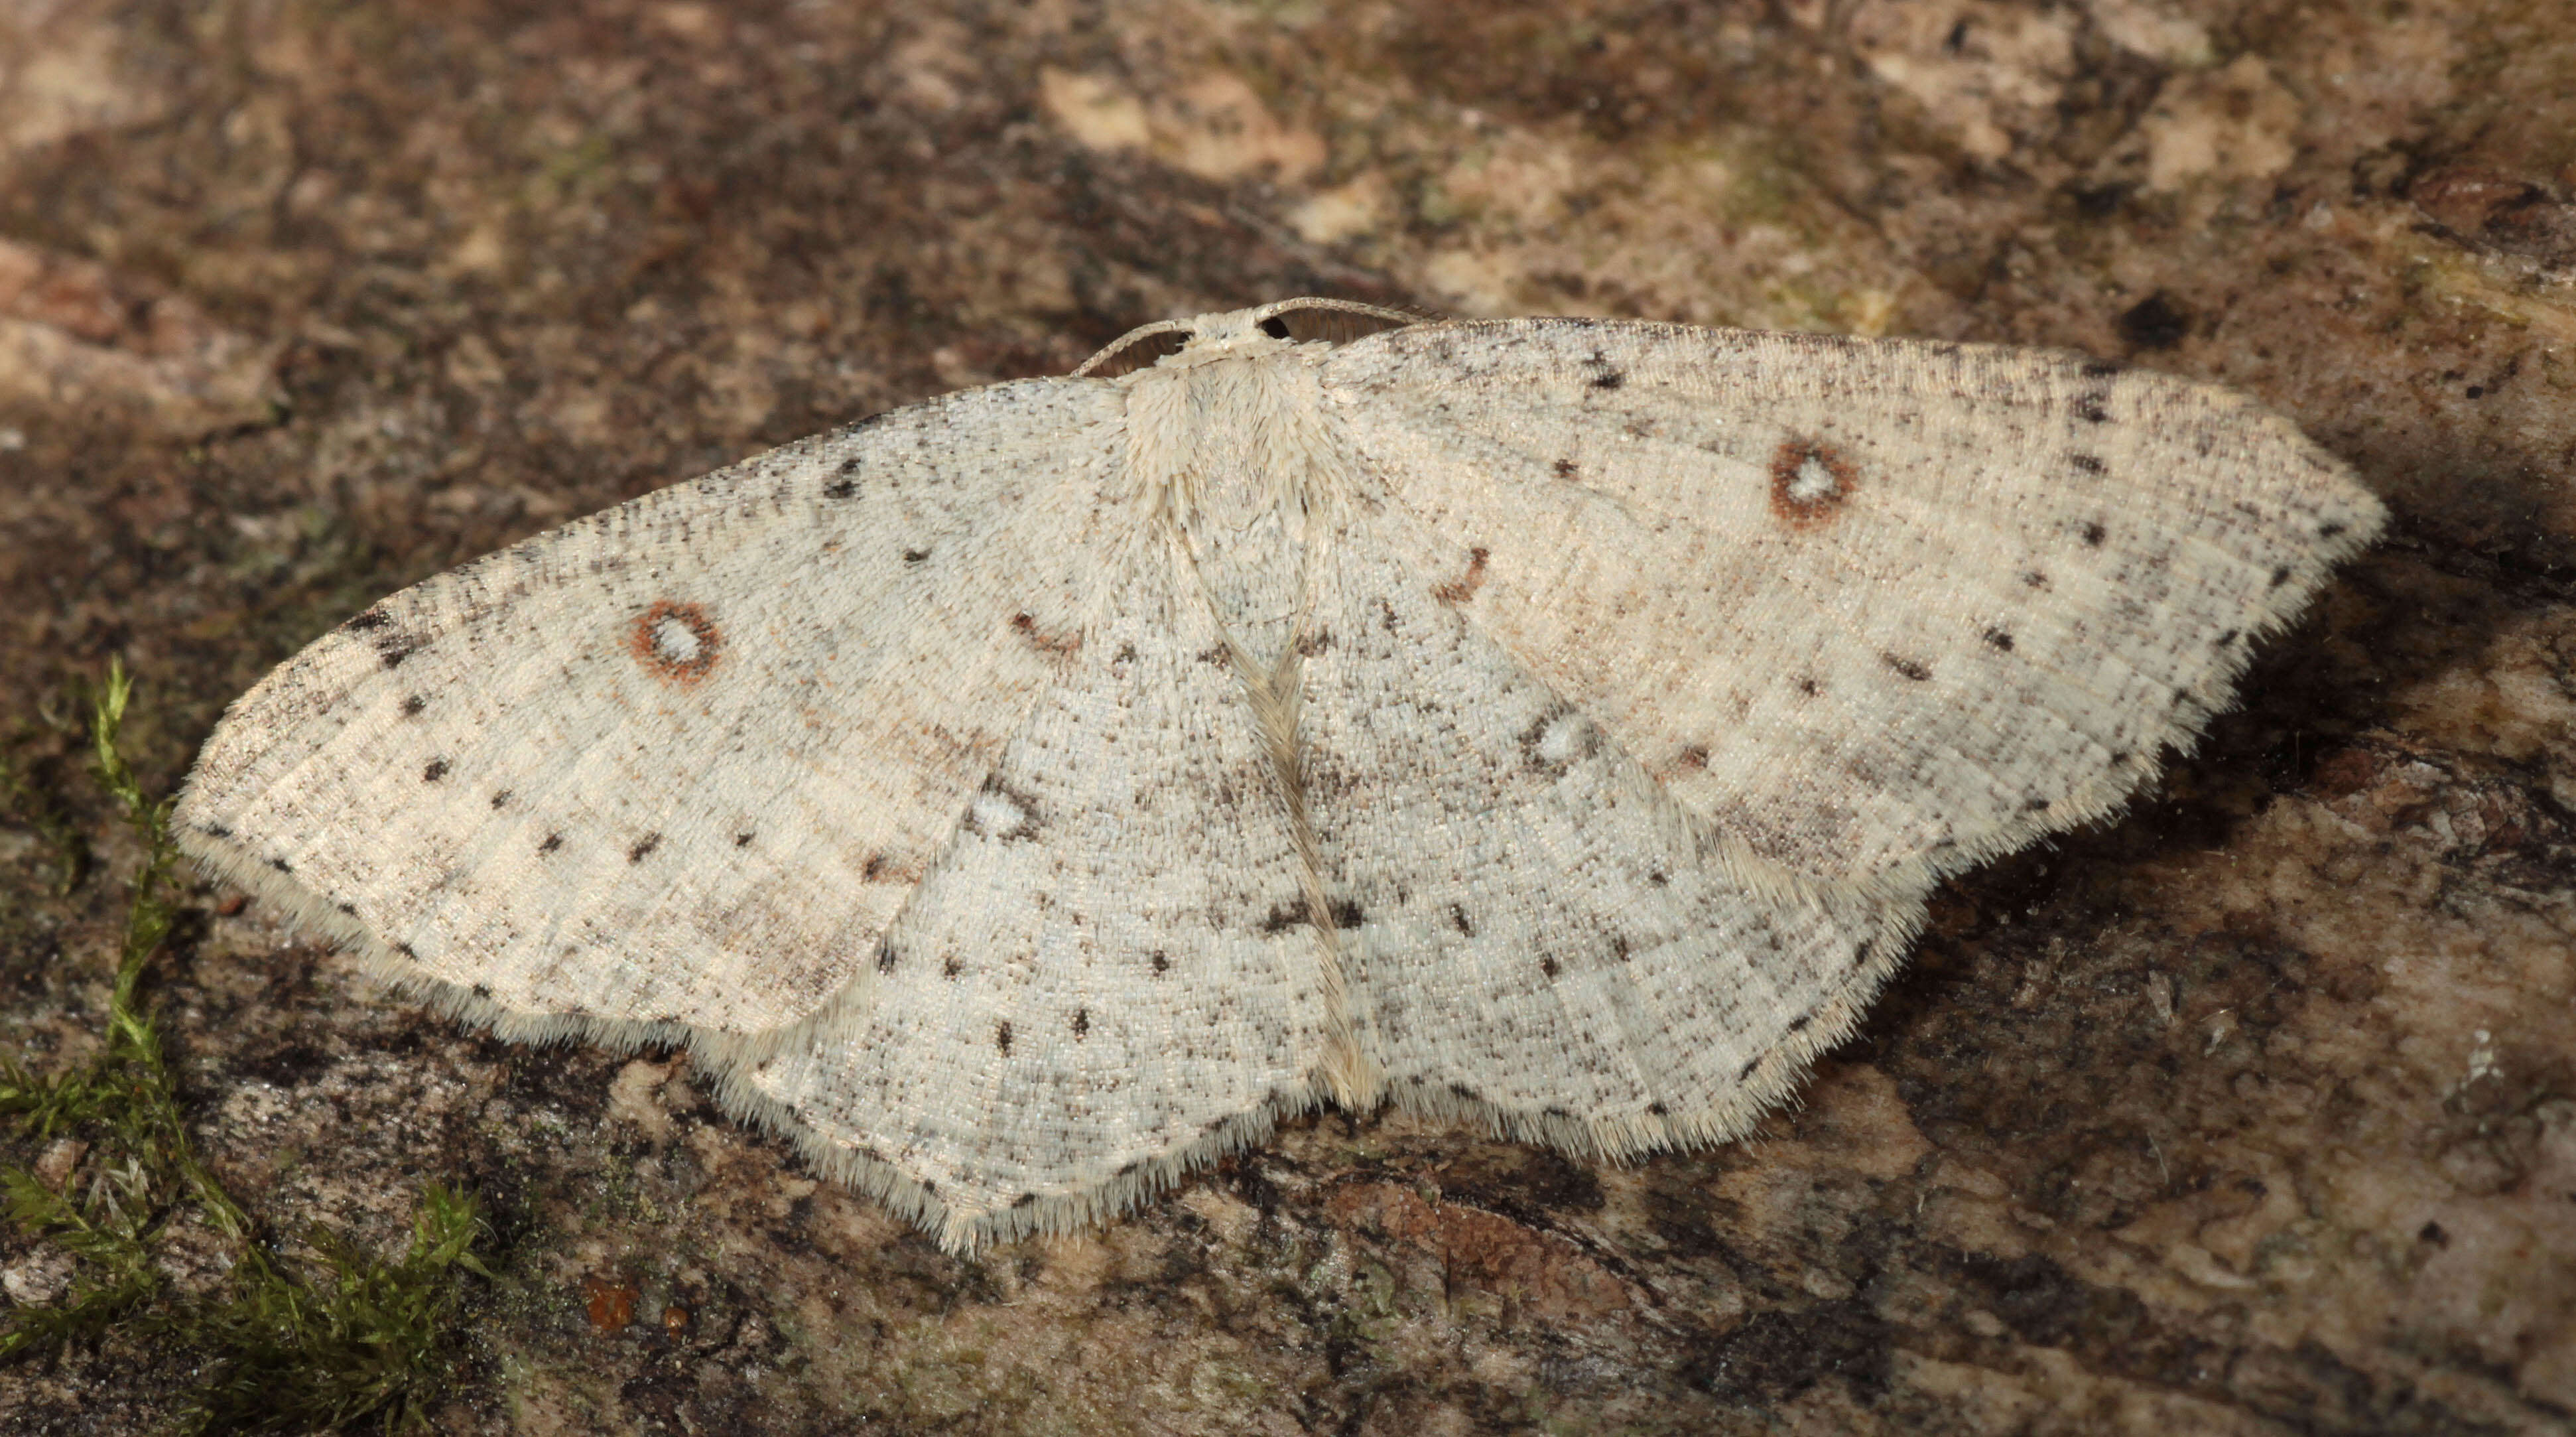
[1787,454,1841,503]
[628,600,720,684]
[170,297,2384,1253]
[1535,715,1585,764]
[651,616,702,665]
[971,790,1028,837]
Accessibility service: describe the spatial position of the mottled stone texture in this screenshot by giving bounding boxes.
[0,1,2567,1432]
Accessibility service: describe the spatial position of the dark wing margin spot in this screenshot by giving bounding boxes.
[422,760,448,782]
[627,834,660,862]
[2080,522,2106,547]
[348,616,420,665]
[1982,628,2015,651]
[1882,653,1933,682]
[344,608,421,666]
[538,833,563,854]
[1431,547,1490,604]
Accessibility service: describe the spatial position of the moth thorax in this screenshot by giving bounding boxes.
[1126,364,1326,675]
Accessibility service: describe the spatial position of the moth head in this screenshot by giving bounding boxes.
[1072,297,1425,378]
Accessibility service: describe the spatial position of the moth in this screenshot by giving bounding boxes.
[178,299,2382,1249]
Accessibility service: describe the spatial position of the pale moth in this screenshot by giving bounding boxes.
[178,299,2383,1251]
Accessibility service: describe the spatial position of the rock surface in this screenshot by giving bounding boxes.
[0,1,2568,1432]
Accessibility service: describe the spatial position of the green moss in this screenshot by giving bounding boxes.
[169,1184,490,1434]
[0,661,491,1433]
